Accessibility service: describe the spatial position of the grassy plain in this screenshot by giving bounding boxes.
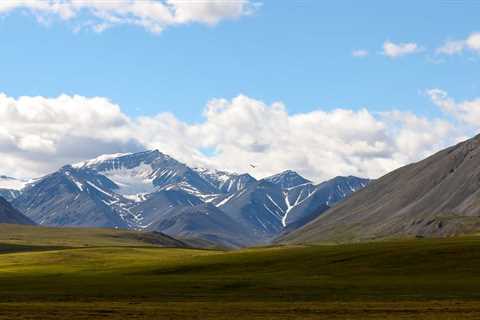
[1,224,480,319]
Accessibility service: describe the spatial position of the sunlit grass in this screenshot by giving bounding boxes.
[1,226,480,319]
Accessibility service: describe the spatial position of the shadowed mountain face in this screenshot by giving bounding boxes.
[212,173,369,244]
[0,189,19,202]
[10,150,368,247]
[0,196,34,225]
[14,166,128,228]
[279,134,480,244]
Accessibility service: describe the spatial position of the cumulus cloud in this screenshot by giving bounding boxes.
[0,93,143,177]
[382,41,421,58]
[0,0,255,33]
[437,32,480,55]
[0,91,469,183]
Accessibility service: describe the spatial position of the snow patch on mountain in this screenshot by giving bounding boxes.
[264,170,312,189]
[100,162,157,196]
[216,193,236,207]
[72,153,132,169]
[0,176,29,190]
[194,167,256,194]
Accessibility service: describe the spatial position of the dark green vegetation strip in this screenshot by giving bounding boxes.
[1,233,480,319]
[0,243,66,254]
[0,224,188,248]
[1,301,480,320]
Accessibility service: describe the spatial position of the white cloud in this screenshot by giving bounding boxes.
[0,92,468,183]
[352,49,369,58]
[0,93,142,177]
[382,41,421,58]
[0,0,255,33]
[427,88,480,127]
[437,32,480,55]
[167,0,256,25]
[436,40,465,55]
[466,33,480,51]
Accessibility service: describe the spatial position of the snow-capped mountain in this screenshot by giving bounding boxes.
[14,165,131,228]
[218,171,370,242]
[73,150,218,198]
[13,150,369,247]
[281,176,369,231]
[264,170,312,189]
[195,168,257,194]
[0,175,28,201]
[217,180,289,242]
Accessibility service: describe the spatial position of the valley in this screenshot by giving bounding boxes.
[3,137,480,319]
[0,229,480,319]
[1,3,477,319]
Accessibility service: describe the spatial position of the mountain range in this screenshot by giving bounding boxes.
[5,134,480,248]
[279,134,480,244]
[1,150,369,248]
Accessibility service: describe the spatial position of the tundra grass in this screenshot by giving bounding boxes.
[0,224,184,248]
[1,234,480,319]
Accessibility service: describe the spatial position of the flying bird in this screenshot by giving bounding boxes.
[250,164,257,168]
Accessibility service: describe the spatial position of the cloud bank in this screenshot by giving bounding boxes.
[0,91,472,182]
[0,0,255,33]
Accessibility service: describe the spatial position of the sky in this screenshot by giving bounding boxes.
[0,0,479,182]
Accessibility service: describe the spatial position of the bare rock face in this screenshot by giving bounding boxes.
[279,134,480,244]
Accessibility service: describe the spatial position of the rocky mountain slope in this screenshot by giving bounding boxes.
[0,196,34,225]
[279,134,480,244]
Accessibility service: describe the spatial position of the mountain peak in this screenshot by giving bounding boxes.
[323,175,370,184]
[60,164,74,171]
[264,170,311,189]
[72,152,133,169]
[72,149,180,170]
[194,167,257,194]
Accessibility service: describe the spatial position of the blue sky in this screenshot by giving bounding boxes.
[0,1,478,121]
[0,1,479,181]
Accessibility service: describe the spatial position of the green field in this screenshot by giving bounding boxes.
[1,224,480,319]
